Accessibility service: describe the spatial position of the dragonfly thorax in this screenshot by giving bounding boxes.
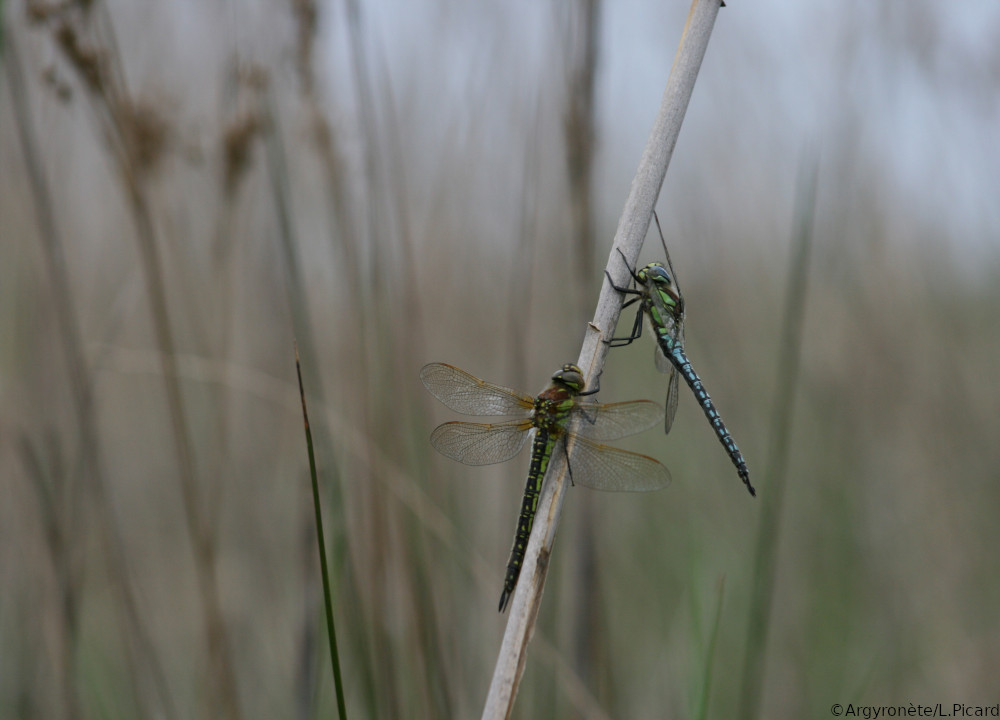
[535,364,587,432]
[638,262,682,315]
[531,395,573,434]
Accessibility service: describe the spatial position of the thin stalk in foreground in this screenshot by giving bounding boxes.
[481,1,724,717]
[295,342,348,720]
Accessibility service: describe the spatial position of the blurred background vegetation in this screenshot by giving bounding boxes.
[2,1,999,718]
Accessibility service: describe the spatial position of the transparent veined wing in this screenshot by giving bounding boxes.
[653,340,673,373]
[663,367,680,434]
[647,297,682,435]
[568,400,664,442]
[560,435,671,492]
[420,363,534,417]
[429,420,533,466]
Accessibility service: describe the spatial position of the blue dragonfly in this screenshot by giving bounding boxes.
[605,219,755,497]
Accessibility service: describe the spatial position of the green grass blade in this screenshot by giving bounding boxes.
[693,577,725,720]
[737,155,818,720]
[295,342,348,720]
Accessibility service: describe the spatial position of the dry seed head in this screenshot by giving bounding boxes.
[119,99,170,176]
[222,113,261,195]
[54,22,107,94]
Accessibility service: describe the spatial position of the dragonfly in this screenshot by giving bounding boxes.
[605,220,756,497]
[420,362,671,612]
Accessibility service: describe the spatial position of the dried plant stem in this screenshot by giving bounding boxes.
[481,1,724,717]
[564,0,601,307]
[124,175,243,720]
[35,9,244,718]
[561,0,604,693]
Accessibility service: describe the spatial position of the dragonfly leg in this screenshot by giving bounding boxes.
[605,303,644,347]
[605,268,642,297]
[606,248,644,291]
[561,438,577,487]
[615,247,643,282]
[578,368,604,396]
[605,249,647,348]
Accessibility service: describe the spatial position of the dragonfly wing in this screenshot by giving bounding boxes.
[664,367,679,435]
[429,420,531,466]
[562,435,671,492]
[653,342,673,373]
[421,363,533,416]
[647,302,681,434]
[569,400,664,441]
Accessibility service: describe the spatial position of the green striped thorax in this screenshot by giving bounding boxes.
[534,364,587,431]
[637,262,684,328]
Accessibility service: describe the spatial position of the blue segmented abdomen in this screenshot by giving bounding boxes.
[658,330,754,494]
[499,429,554,612]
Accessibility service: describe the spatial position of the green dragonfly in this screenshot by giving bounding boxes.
[605,227,755,497]
[420,362,671,612]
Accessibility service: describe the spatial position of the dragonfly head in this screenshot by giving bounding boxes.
[551,364,586,392]
[637,262,682,312]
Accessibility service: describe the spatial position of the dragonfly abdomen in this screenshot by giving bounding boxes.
[665,343,756,496]
[499,429,555,612]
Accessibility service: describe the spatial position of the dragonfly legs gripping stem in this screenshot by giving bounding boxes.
[603,300,645,348]
[604,248,647,348]
[562,437,577,487]
[578,368,604,396]
[605,248,644,294]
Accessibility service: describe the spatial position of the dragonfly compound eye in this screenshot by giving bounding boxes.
[553,365,585,391]
[645,263,672,286]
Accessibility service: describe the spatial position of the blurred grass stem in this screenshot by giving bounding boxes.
[4,31,175,720]
[693,577,726,720]
[122,142,243,720]
[40,10,244,718]
[560,0,606,698]
[736,159,818,720]
[260,86,356,716]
